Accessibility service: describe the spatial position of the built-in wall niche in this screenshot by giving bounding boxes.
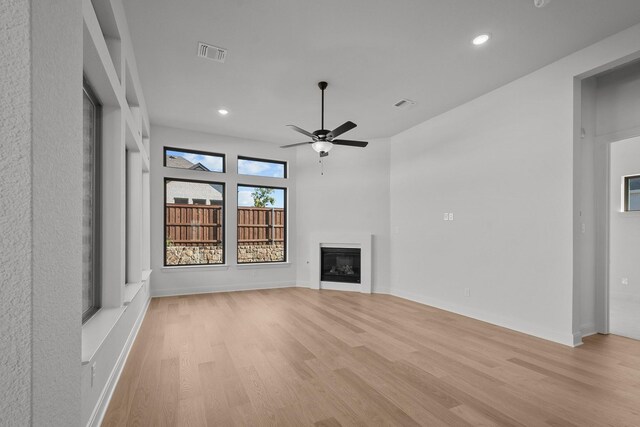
[125,64,139,111]
[90,0,122,84]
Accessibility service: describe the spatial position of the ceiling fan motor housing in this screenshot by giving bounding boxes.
[313,129,330,139]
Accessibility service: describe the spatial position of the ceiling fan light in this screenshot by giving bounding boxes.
[312,141,333,153]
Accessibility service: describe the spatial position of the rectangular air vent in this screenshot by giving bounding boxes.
[393,98,416,109]
[197,42,228,63]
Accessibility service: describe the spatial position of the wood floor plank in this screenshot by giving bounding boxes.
[103,288,640,426]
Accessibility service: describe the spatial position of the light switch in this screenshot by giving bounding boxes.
[444,213,449,221]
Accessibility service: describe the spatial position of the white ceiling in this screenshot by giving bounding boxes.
[123,0,640,144]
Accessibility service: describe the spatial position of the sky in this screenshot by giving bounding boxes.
[238,186,285,208]
[167,150,285,178]
[166,149,223,172]
[238,158,285,178]
[167,150,286,207]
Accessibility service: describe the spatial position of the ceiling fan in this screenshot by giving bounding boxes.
[280,81,368,157]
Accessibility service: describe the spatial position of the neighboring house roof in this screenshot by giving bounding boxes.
[190,162,209,171]
[166,180,223,204]
[165,154,222,204]
[165,154,210,171]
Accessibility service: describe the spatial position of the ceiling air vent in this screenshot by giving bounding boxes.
[197,42,228,63]
[393,98,416,109]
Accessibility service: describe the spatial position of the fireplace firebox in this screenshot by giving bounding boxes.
[321,247,361,284]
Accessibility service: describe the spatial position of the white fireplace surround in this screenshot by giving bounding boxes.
[309,232,372,293]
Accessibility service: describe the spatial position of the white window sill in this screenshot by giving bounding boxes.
[617,211,640,216]
[124,281,144,305]
[82,306,126,364]
[236,262,291,269]
[162,264,230,272]
[82,270,152,364]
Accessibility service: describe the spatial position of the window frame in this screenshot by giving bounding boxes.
[164,177,226,266]
[237,155,288,179]
[163,146,226,173]
[236,183,287,264]
[82,77,102,323]
[624,174,640,212]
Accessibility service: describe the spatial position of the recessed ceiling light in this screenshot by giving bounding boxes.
[218,109,229,116]
[472,34,491,46]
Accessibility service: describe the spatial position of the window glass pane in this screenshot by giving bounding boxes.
[165,179,224,265]
[237,186,286,263]
[238,157,286,178]
[164,147,224,173]
[628,176,640,211]
[82,85,100,321]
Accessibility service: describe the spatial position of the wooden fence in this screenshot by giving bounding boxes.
[165,204,284,245]
[237,206,285,244]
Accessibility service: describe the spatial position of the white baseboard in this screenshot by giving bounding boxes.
[87,295,151,427]
[320,281,361,292]
[581,323,597,338]
[151,281,298,297]
[390,288,576,347]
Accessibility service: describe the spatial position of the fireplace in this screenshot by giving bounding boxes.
[321,247,361,284]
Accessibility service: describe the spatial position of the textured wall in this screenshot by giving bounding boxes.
[0,0,32,424]
[31,0,83,425]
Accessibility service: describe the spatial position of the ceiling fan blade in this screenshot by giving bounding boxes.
[327,121,356,140]
[331,139,368,148]
[280,141,312,148]
[287,125,317,140]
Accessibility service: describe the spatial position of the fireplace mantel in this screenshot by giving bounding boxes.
[309,232,372,293]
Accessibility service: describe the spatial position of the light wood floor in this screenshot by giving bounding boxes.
[103,288,640,426]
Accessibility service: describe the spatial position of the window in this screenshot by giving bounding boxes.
[165,178,225,265]
[82,80,101,322]
[625,175,640,211]
[164,147,225,173]
[238,156,287,178]
[237,185,286,263]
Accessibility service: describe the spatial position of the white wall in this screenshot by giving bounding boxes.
[150,125,297,296]
[390,23,640,346]
[0,0,83,424]
[295,139,391,293]
[609,137,640,339]
[596,61,640,137]
[573,75,604,338]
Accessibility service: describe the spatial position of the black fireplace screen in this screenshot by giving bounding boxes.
[321,247,361,284]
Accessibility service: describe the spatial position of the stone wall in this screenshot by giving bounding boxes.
[166,243,285,265]
[238,243,285,263]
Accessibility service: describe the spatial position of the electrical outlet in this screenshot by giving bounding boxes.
[449,213,454,221]
[622,278,629,285]
[464,288,470,297]
[581,223,586,233]
[443,213,449,221]
[91,362,97,387]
